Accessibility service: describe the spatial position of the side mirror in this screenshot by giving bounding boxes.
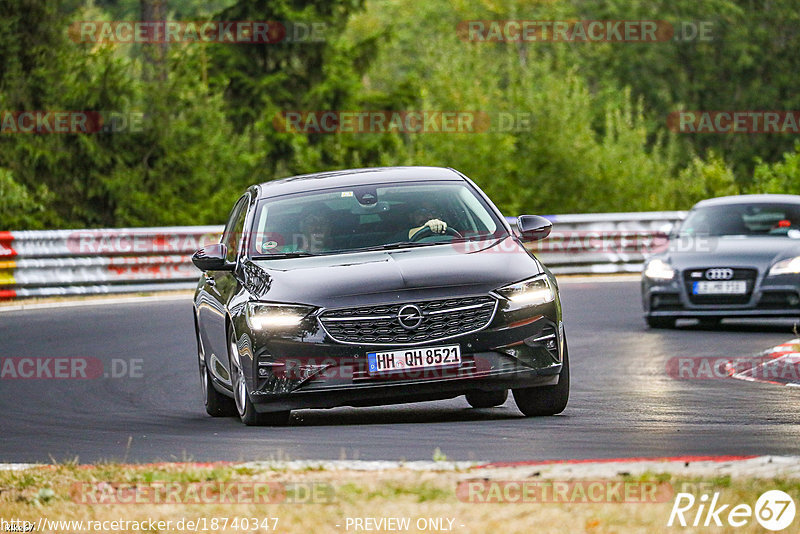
[192,244,232,271]
[666,222,680,239]
[516,215,552,242]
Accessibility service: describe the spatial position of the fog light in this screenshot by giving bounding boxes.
[257,355,279,378]
[525,328,559,357]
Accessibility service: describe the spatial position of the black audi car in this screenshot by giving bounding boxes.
[642,194,800,328]
[192,166,568,425]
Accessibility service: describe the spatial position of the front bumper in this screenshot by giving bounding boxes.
[237,301,564,413]
[643,272,800,319]
[250,363,560,412]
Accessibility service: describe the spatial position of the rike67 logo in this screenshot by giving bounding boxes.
[668,490,796,530]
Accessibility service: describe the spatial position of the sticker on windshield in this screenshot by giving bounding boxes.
[341,191,354,197]
[263,240,278,250]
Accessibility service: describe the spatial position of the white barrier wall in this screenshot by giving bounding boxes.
[0,213,685,299]
[528,211,685,274]
[0,227,222,299]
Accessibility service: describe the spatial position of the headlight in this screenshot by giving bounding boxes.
[496,274,555,306]
[769,256,800,276]
[644,259,675,280]
[246,303,314,330]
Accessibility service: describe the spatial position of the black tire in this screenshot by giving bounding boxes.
[465,389,508,408]
[513,342,570,417]
[646,316,676,329]
[228,329,291,426]
[196,316,237,417]
[201,360,237,417]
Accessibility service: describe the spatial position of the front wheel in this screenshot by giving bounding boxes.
[201,359,237,417]
[197,319,236,417]
[513,342,569,417]
[229,330,291,426]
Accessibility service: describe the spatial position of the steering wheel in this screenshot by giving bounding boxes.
[410,226,463,241]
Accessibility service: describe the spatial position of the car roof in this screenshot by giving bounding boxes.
[253,166,464,199]
[693,194,800,208]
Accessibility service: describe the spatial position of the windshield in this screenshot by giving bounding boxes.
[248,181,506,257]
[678,203,800,237]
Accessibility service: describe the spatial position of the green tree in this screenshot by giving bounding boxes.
[567,0,800,179]
[0,169,50,230]
[751,143,800,194]
[667,152,739,208]
[347,0,682,215]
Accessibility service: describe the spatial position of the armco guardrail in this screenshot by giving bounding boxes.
[530,211,686,275]
[0,227,222,299]
[0,212,685,300]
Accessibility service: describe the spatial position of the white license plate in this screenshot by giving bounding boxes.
[367,345,461,374]
[692,280,747,295]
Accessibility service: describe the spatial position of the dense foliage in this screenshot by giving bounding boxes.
[1,0,798,230]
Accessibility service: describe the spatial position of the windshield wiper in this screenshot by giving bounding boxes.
[254,242,444,258]
[252,251,317,259]
[349,241,442,252]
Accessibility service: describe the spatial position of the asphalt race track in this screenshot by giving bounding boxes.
[2,279,799,464]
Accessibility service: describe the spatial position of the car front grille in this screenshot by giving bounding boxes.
[318,295,498,345]
[683,268,757,305]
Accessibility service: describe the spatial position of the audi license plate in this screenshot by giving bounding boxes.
[692,281,747,295]
[367,345,461,374]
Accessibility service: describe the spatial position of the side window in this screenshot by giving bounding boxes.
[221,196,249,263]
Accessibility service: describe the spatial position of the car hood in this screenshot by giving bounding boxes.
[248,237,542,308]
[663,235,800,270]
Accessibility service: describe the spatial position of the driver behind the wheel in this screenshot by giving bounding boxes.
[407,205,447,239]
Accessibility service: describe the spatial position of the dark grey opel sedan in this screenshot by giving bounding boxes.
[192,166,568,425]
[642,194,800,328]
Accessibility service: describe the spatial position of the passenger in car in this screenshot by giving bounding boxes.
[298,207,333,253]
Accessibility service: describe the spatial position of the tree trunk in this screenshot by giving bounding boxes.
[140,0,168,82]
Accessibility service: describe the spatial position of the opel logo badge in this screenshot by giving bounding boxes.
[705,268,734,280]
[397,304,423,330]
